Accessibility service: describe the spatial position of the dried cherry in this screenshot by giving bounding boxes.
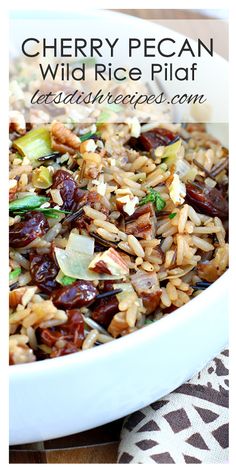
[52,280,98,309]
[186,182,228,219]
[30,254,59,294]
[9,211,49,248]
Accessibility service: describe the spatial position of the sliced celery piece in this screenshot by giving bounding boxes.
[13,128,52,161]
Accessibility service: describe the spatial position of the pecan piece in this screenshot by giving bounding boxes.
[51,121,81,154]
[89,248,129,276]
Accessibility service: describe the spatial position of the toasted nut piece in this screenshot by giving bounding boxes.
[51,121,81,154]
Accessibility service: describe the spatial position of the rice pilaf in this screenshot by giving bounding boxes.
[9,118,228,364]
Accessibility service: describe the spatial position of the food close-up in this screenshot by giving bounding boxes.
[9,118,228,364]
[8,6,229,465]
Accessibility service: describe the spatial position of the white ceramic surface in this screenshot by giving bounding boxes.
[9,10,228,445]
[10,273,228,445]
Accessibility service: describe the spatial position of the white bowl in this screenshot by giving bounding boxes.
[9,10,228,445]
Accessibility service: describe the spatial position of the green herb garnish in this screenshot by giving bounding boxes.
[9,195,49,213]
[9,267,22,280]
[139,188,166,212]
[168,212,177,219]
[79,130,100,142]
[61,275,76,285]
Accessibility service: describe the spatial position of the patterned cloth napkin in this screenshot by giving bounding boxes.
[118,349,229,464]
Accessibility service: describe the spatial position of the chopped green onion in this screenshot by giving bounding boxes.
[9,267,22,280]
[144,319,154,325]
[13,128,52,161]
[37,208,70,219]
[139,188,166,212]
[168,212,177,219]
[9,196,71,218]
[9,195,48,212]
[13,208,71,219]
[61,275,77,286]
[79,130,99,142]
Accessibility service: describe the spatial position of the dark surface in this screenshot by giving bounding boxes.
[9,419,123,463]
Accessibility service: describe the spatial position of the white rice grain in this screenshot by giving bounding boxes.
[127,235,145,258]
[82,329,99,350]
[191,235,215,251]
[44,223,62,242]
[160,288,171,307]
[93,219,119,234]
[178,204,189,234]
[83,206,107,220]
[188,206,201,226]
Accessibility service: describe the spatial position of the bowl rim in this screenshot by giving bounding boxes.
[9,271,228,376]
